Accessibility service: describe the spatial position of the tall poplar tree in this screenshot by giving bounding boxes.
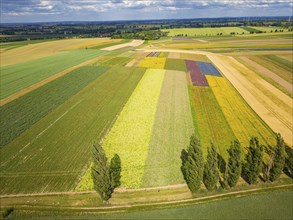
[203,143,219,191]
[181,135,204,193]
[243,137,263,184]
[226,140,242,187]
[91,144,112,201]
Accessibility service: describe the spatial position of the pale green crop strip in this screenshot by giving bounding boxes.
[102,69,165,188]
[141,70,194,187]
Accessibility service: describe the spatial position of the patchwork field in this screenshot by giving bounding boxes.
[207,54,293,145]
[0,66,145,194]
[0,35,291,200]
[0,66,109,148]
[206,76,275,147]
[1,38,121,66]
[0,49,107,99]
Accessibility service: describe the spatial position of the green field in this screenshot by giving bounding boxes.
[0,66,145,194]
[164,59,187,72]
[189,86,236,159]
[0,66,109,148]
[89,190,293,220]
[99,56,132,66]
[141,70,194,187]
[0,49,107,99]
[163,27,249,37]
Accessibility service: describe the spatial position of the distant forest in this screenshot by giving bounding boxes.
[1,16,292,42]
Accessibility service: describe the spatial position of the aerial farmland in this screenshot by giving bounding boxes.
[0,3,293,219]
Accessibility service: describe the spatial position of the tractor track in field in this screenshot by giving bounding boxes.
[1,184,292,212]
[0,56,102,107]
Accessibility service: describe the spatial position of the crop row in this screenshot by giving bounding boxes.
[206,75,276,148]
[0,49,106,99]
[0,66,109,148]
[0,66,145,194]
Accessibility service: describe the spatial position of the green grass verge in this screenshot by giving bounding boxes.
[3,186,292,219]
[0,66,145,194]
[0,49,107,99]
[141,70,194,187]
[0,66,109,148]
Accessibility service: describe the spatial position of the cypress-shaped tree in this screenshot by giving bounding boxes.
[226,140,242,187]
[91,143,112,201]
[110,154,122,188]
[243,137,263,184]
[269,134,286,182]
[181,135,204,193]
[203,143,219,191]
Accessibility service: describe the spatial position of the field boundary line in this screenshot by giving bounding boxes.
[1,184,292,211]
[1,184,292,200]
[0,57,101,106]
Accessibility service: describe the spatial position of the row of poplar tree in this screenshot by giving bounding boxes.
[91,144,121,201]
[181,133,292,193]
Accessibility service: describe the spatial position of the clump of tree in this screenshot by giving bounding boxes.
[181,135,204,193]
[203,143,219,191]
[242,137,263,184]
[225,140,242,187]
[264,134,286,182]
[91,144,121,202]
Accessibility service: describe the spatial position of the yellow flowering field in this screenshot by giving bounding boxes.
[206,75,275,147]
[138,57,166,69]
[102,69,165,188]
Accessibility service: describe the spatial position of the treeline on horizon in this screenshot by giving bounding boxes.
[1,16,292,42]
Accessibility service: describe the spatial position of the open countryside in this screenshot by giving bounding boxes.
[0,2,292,219]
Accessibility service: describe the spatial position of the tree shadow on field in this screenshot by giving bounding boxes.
[180,149,188,181]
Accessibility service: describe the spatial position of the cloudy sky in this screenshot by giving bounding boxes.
[1,0,292,23]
